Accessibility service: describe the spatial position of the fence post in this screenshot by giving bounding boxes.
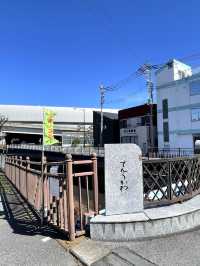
[8,156,11,181]
[188,158,193,195]
[62,159,68,231]
[15,156,18,187]
[66,154,75,241]
[91,153,98,214]
[9,156,12,182]
[43,156,48,219]
[26,156,30,201]
[19,156,22,193]
[167,161,172,200]
[4,156,6,175]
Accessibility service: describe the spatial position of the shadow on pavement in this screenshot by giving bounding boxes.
[0,173,67,240]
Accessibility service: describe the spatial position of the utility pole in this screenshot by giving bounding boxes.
[137,64,155,149]
[99,84,115,147]
[100,84,105,147]
[146,67,154,149]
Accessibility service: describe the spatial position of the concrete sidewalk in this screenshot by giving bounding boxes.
[71,223,200,265]
[0,175,79,266]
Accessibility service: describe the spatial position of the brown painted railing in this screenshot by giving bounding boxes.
[4,153,98,241]
[143,156,200,208]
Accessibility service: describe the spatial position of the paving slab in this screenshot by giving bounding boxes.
[111,247,156,266]
[71,241,157,266]
[70,239,111,266]
[71,224,200,266]
[93,253,130,266]
[94,225,200,266]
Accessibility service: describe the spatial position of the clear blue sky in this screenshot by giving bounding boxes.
[0,0,200,109]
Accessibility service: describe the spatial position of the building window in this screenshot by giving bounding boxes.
[136,117,141,126]
[162,99,168,119]
[163,122,169,142]
[178,70,185,79]
[191,108,200,121]
[121,136,138,144]
[120,119,127,129]
[190,80,200,96]
[133,136,138,145]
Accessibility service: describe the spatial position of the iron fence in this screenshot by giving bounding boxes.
[7,144,198,159]
[4,153,98,240]
[7,144,105,157]
[143,156,200,207]
[146,147,195,159]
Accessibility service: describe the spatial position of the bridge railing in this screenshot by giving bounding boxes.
[4,153,99,241]
[143,156,200,208]
[146,147,195,159]
[7,144,198,159]
[7,144,105,157]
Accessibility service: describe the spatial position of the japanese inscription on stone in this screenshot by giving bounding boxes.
[104,144,143,215]
[120,160,128,192]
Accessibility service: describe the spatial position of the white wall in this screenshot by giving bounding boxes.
[0,105,118,123]
[156,59,192,87]
[177,135,193,149]
[156,66,174,87]
[156,60,200,150]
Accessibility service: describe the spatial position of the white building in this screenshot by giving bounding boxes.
[0,105,117,146]
[156,59,200,152]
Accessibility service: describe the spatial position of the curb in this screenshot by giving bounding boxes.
[69,239,111,266]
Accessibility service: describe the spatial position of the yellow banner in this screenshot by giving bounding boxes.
[43,109,59,145]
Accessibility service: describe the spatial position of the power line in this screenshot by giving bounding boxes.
[108,70,143,91]
[179,52,200,63]
[105,90,144,105]
[107,51,200,92]
[99,68,144,146]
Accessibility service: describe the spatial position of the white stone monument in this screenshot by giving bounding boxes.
[105,144,143,215]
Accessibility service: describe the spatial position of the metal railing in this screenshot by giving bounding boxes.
[4,148,200,226]
[147,147,195,159]
[7,144,198,159]
[143,156,200,207]
[7,144,105,157]
[4,154,99,241]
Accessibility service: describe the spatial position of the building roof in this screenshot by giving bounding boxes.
[0,104,118,123]
[118,104,157,120]
[93,111,118,120]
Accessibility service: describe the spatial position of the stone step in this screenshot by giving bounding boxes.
[93,253,131,266]
[93,247,156,266]
[70,240,156,266]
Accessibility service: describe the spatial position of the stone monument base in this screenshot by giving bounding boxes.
[90,195,200,241]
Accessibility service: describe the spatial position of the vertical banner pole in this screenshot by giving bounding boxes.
[41,108,45,226]
[40,108,58,227]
